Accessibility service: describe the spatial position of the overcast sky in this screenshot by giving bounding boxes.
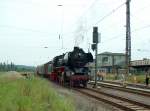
[0,0,150,66]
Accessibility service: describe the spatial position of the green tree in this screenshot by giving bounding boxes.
[0,62,2,71]
[3,62,6,71]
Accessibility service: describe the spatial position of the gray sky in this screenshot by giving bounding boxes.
[0,0,150,66]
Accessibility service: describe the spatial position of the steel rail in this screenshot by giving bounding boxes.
[89,81,150,97]
[100,80,150,89]
[75,88,150,111]
[89,88,150,109]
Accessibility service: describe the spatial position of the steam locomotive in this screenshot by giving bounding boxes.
[36,47,93,87]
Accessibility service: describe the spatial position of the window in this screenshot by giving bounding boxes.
[102,57,108,63]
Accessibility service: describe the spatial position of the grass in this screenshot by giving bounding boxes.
[105,73,146,84]
[0,72,7,75]
[0,74,74,111]
[127,74,146,84]
[105,74,116,80]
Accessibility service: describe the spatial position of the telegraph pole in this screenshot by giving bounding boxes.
[125,0,131,80]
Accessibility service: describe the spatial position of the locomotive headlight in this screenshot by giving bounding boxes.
[71,72,74,75]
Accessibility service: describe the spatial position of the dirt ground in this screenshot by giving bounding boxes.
[0,71,24,79]
[50,82,122,111]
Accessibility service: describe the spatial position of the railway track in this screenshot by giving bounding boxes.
[75,88,150,111]
[89,81,150,97]
[100,80,150,90]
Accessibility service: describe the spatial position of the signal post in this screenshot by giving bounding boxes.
[92,27,99,88]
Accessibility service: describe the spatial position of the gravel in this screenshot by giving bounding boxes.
[50,82,122,111]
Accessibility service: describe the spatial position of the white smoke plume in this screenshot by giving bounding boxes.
[74,19,87,47]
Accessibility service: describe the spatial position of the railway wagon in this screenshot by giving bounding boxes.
[36,47,93,87]
[36,61,53,78]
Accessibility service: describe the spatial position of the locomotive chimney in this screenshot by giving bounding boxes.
[74,46,79,51]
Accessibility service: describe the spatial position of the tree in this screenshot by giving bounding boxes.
[3,62,6,71]
[0,62,2,71]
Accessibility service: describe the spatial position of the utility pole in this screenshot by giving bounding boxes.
[125,0,131,81]
[92,27,99,88]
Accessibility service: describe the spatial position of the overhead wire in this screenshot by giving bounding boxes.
[0,25,57,36]
[76,0,98,22]
[61,0,98,37]
[131,24,150,33]
[70,0,149,40]
[84,1,126,33]
[95,2,125,25]
[62,1,126,37]
[60,1,127,51]
[1,1,149,45]
[0,1,126,38]
[85,1,126,52]
[130,3,150,25]
[131,3,150,15]
[59,1,150,55]
[88,1,150,45]
[100,24,150,44]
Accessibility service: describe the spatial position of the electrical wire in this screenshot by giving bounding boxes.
[1,1,149,45]
[131,24,150,33]
[100,24,150,44]
[62,1,126,37]
[0,1,126,38]
[0,25,56,36]
[61,0,98,37]
[85,1,126,32]
[95,2,125,25]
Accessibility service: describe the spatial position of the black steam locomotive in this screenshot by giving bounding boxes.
[37,47,93,87]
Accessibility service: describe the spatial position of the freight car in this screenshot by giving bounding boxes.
[36,47,93,87]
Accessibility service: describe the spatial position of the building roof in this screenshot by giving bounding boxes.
[98,52,125,56]
[131,58,150,62]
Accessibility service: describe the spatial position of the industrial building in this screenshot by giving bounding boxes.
[88,52,126,79]
[89,51,150,78]
[97,52,126,73]
[131,58,150,73]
